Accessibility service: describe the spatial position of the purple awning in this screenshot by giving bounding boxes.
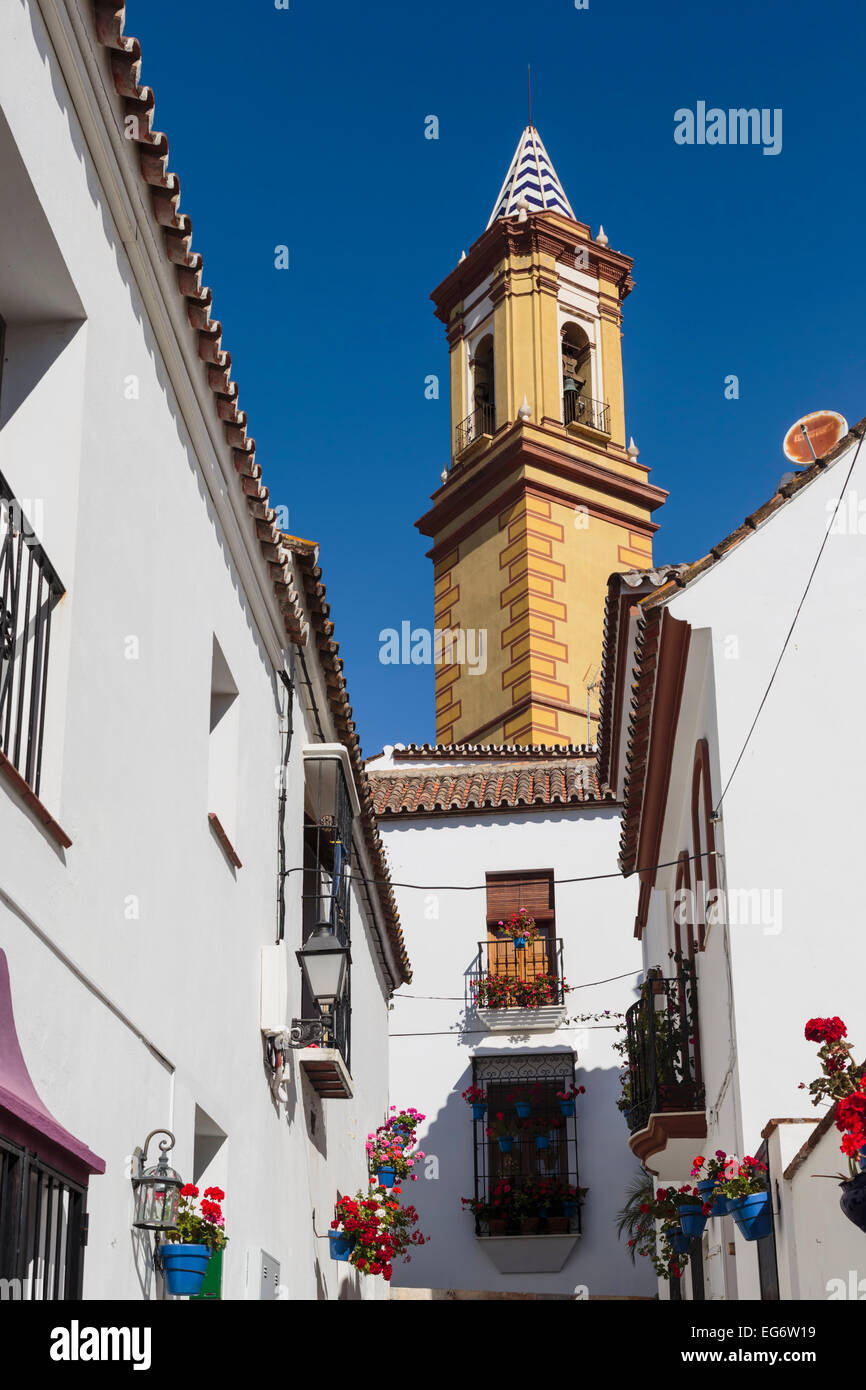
[0,949,105,1184]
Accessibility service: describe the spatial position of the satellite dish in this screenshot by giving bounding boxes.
[783,410,848,465]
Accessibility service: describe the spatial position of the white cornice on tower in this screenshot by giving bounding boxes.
[487,125,576,227]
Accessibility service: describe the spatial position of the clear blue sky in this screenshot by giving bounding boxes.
[126,0,865,756]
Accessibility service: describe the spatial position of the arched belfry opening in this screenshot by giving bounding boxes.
[472,334,496,435]
[561,324,593,426]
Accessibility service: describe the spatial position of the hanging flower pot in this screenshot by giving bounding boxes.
[696,1180,716,1201]
[669,1230,691,1255]
[562,1200,578,1219]
[497,1136,514,1154]
[471,1103,487,1121]
[840,1171,866,1233]
[514,935,527,950]
[160,1243,212,1297]
[713,1194,733,1216]
[729,1191,773,1241]
[559,1099,575,1118]
[376,1166,397,1188]
[534,1134,550,1151]
[328,1230,356,1262]
[515,1102,531,1119]
[679,1204,709,1239]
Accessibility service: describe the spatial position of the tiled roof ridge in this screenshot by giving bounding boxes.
[288,545,411,983]
[617,605,664,875]
[89,5,409,982]
[386,741,597,760]
[368,758,617,818]
[596,565,689,784]
[640,417,866,613]
[91,3,307,649]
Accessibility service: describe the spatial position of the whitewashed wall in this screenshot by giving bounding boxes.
[0,0,391,1301]
[372,785,655,1298]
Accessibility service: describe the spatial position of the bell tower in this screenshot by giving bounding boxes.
[417,126,667,747]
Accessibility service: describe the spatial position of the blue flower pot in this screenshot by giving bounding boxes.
[497,1136,514,1154]
[696,1180,716,1198]
[514,936,527,949]
[328,1231,355,1262]
[730,1191,772,1241]
[679,1205,708,1239]
[713,1194,733,1216]
[471,1103,487,1121]
[562,1200,578,1218]
[161,1243,211,1297]
[535,1134,550,1150]
[859,1146,866,1173]
[559,1100,575,1118]
[376,1166,396,1188]
[515,1102,531,1119]
[669,1230,691,1255]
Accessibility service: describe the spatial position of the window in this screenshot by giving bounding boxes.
[207,636,239,858]
[0,470,64,795]
[469,1054,582,1236]
[457,334,496,453]
[476,871,563,1005]
[298,752,354,1070]
[0,1138,87,1299]
[561,323,592,424]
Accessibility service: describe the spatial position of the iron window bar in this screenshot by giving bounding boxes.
[469,936,566,1009]
[0,1138,86,1299]
[623,964,704,1135]
[563,392,610,433]
[469,1055,582,1238]
[455,403,496,455]
[0,472,64,796]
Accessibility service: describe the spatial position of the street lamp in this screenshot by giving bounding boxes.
[131,1130,183,1232]
[296,922,350,1011]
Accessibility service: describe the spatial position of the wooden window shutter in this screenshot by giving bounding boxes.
[485,871,554,925]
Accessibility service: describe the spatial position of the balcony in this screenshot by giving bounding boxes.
[563,391,610,436]
[291,1005,352,1099]
[454,403,495,459]
[623,966,706,1174]
[0,472,64,799]
[470,936,567,1033]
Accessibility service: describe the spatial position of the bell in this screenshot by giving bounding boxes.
[563,377,578,393]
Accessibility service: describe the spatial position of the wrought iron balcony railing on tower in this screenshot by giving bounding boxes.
[470,936,566,1010]
[455,402,496,455]
[623,966,704,1137]
[563,391,610,434]
[0,472,64,797]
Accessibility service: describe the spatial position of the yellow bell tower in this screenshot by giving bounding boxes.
[416,126,667,747]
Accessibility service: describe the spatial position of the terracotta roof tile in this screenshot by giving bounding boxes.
[368,755,615,819]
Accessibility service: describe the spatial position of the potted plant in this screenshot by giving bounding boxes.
[386,1106,425,1145]
[802,1016,866,1231]
[506,1083,543,1119]
[496,907,540,950]
[520,1114,552,1150]
[513,1181,541,1234]
[485,1112,517,1153]
[713,1156,771,1240]
[331,1190,428,1280]
[160,1184,227,1297]
[690,1151,734,1214]
[556,1083,586,1118]
[462,1084,488,1121]
[366,1122,425,1187]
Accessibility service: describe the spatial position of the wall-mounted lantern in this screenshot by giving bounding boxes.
[131,1129,183,1233]
[297,922,350,1012]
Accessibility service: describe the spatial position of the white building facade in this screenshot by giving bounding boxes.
[367,744,655,1299]
[599,419,866,1301]
[0,0,410,1302]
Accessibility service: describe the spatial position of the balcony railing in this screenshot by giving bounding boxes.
[623,967,704,1136]
[0,473,64,796]
[563,391,609,433]
[455,403,495,455]
[470,936,566,1010]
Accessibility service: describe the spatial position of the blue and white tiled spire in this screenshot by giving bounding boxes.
[486,126,576,227]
